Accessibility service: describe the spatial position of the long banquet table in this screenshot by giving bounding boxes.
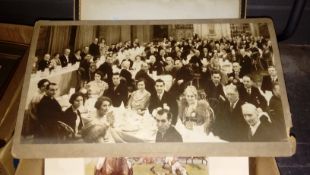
[25,64,79,109]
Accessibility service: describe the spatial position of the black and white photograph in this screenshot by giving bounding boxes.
[13,19,293,158]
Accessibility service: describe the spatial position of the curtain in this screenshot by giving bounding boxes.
[132,25,152,44]
[48,26,71,55]
[98,26,121,45]
[74,26,97,50]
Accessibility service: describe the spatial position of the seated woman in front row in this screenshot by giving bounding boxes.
[60,93,85,141]
[81,96,115,143]
[178,85,215,135]
[127,78,151,115]
[86,70,109,97]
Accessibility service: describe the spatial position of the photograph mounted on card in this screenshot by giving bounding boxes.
[13,19,294,158]
[77,0,247,20]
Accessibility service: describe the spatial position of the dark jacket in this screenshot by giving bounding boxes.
[239,54,252,76]
[37,59,50,71]
[189,55,202,73]
[148,91,178,125]
[62,106,84,133]
[268,95,286,140]
[59,54,69,67]
[98,62,113,85]
[120,69,134,88]
[169,65,193,98]
[79,59,91,82]
[104,81,128,107]
[238,86,267,110]
[156,126,183,142]
[205,81,225,100]
[215,100,248,141]
[261,75,278,93]
[247,115,275,142]
[36,95,63,138]
[89,43,100,58]
[135,70,156,95]
[69,55,80,65]
[149,61,165,75]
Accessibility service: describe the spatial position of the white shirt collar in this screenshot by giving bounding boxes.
[157,91,164,100]
[250,120,261,136]
[230,99,239,109]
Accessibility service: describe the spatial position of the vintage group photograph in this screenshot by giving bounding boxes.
[16,20,289,155]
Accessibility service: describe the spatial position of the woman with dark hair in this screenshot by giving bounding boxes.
[86,70,108,96]
[127,78,151,115]
[49,53,61,70]
[60,93,84,140]
[81,96,115,143]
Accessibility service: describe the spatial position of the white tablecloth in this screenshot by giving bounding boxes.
[76,96,222,143]
[25,65,79,109]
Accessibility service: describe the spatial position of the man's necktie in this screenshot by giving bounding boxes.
[247,88,251,94]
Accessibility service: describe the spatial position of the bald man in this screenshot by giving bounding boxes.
[241,103,277,141]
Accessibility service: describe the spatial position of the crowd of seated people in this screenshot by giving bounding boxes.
[24,32,287,143]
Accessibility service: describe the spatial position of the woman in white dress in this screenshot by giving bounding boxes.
[81,96,114,143]
[86,70,108,97]
[127,79,151,115]
[176,85,215,141]
[132,55,143,71]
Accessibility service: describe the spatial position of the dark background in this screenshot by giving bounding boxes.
[0,0,309,44]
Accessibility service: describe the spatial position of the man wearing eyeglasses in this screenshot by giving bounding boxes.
[154,108,183,142]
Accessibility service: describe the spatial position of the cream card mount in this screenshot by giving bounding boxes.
[75,0,247,20]
[13,18,295,158]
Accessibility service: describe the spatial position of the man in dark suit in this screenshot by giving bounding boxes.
[59,48,71,67]
[261,66,278,93]
[227,62,243,85]
[189,49,202,73]
[169,59,193,99]
[149,79,178,126]
[201,47,210,60]
[205,70,226,101]
[149,55,165,75]
[37,54,50,71]
[215,84,248,141]
[104,73,128,107]
[267,83,287,141]
[238,48,252,76]
[98,56,113,85]
[238,75,267,111]
[78,54,93,88]
[36,82,63,141]
[89,38,100,59]
[81,46,89,60]
[120,60,134,89]
[241,103,276,141]
[154,108,182,142]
